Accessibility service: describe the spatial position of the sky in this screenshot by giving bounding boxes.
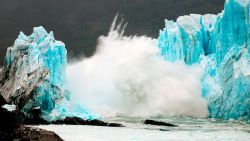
[0,0,225,65]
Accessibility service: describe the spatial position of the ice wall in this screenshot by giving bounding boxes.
[0,26,95,121]
[158,0,250,120]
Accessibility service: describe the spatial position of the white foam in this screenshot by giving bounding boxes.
[66,17,208,118]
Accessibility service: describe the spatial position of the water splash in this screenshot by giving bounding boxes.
[66,16,208,118]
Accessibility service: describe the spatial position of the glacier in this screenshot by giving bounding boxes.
[0,26,96,121]
[158,0,250,120]
[0,0,249,122]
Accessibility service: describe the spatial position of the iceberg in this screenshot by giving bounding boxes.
[158,0,250,120]
[0,26,96,121]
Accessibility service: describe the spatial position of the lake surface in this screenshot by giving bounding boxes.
[36,116,250,141]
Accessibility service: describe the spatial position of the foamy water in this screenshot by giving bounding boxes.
[53,17,250,141]
[36,117,250,141]
[66,16,208,118]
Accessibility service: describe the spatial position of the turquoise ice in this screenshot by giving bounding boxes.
[158,0,250,120]
[3,26,96,121]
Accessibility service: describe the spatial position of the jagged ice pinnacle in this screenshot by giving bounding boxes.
[0,26,96,121]
[158,0,250,120]
[0,0,249,122]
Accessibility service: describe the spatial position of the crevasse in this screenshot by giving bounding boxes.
[158,0,250,120]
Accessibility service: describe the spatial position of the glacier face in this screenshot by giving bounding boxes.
[0,0,249,122]
[0,26,95,121]
[158,0,250,120]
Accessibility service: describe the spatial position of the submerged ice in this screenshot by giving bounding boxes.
[158,0,250,120]
[0,26,95,121]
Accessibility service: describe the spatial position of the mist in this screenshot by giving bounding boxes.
[66,17,208,118]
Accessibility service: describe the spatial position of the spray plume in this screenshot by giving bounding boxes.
[66,15,208,118]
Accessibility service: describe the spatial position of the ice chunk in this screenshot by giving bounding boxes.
[2,104,16,112]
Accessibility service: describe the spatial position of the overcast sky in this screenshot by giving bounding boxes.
[0,0,225,65]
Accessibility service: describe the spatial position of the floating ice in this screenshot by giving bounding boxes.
[2,104,16,112]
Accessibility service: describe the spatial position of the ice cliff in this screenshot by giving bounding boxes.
[158,0,250,120]
[0,0,249,122]
[0,27,95,121]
